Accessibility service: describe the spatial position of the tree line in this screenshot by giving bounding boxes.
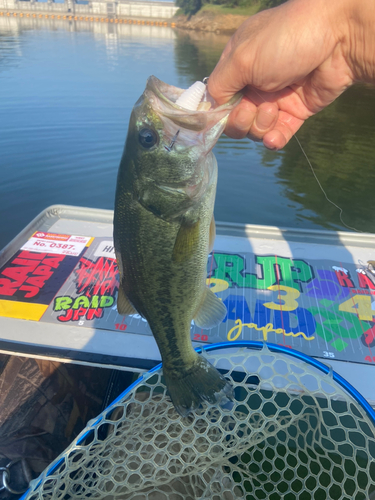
[176,0,287,16]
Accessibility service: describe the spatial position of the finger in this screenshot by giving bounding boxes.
[208,45,250,105]
[224,98,257,139]
[262,111,304,149]
[208,64,241,105]
[262,129,288,150]
[246,102,279,142]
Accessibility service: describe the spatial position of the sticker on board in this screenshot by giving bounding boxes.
[0,232,93,320]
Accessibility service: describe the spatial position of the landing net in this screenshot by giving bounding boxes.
[21,342,375,500]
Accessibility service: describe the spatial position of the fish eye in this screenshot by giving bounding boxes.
[139,128,158,149]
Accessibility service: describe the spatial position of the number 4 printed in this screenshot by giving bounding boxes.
[339,295,374,322]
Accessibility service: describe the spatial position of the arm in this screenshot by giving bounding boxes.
[208,0,375,149]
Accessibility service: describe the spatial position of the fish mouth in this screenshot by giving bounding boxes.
[145,76,241,134]
[148,77,214,113]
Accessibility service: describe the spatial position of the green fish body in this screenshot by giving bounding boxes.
[114,76,238,416]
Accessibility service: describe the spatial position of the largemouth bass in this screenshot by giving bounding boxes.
[114,76,239,416]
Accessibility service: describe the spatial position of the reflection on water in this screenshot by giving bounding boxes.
[0,16,177,39]
[0,16,375,250]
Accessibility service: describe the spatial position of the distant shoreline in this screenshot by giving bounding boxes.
[174,10,248,34]
[0,8,247,34]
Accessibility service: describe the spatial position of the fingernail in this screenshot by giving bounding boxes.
[255,110,275,131]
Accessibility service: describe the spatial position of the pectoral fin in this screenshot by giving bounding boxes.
[172,220,200,263]
[194,287,227,329]
[117,286,137,316]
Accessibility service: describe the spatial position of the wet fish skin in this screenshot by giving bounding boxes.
[114,77,236,416]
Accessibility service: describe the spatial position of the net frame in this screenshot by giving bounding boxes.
[20,341,375,500]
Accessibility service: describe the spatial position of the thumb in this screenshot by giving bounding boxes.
[208,40,246,105]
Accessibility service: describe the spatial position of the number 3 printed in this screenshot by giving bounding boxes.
[263,285,300,312]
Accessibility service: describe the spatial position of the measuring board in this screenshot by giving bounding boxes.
[1,205,374,404]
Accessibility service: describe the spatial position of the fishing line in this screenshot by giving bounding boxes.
[246,84,363,233]
[293,135,362,232]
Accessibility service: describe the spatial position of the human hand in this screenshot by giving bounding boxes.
[208,0,373,149]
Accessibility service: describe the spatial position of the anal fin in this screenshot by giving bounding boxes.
[194,287,227,329]
[117,286,137,316]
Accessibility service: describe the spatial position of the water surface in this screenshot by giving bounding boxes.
[1,17,375,250]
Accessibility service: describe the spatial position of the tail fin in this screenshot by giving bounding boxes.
[163,354,233,417]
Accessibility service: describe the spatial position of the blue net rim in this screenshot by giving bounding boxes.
[20,340,375,499]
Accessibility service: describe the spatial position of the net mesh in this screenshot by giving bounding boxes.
[23,344,375,500]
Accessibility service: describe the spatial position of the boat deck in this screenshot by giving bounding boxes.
[1,205,374,407]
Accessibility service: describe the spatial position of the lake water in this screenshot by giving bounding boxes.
[1,17,375,251]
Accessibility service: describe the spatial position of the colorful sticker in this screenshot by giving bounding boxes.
[0,232,93,320]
